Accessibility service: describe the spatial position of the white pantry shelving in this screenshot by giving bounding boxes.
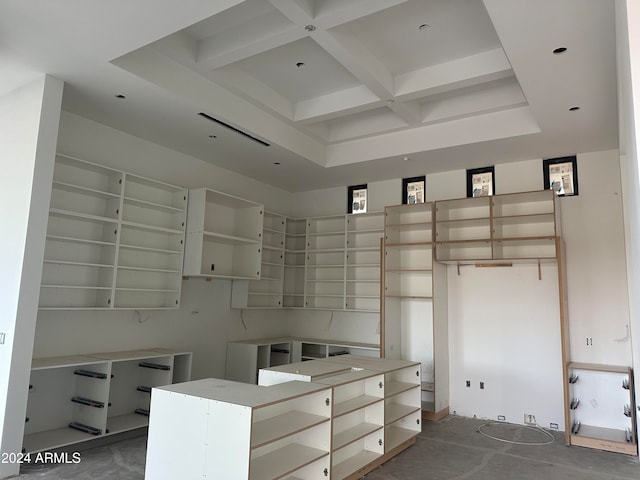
[183,188,264,279]
[24,349,191,453]
[41,154,187,310]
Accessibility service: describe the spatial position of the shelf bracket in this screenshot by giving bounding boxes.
[538,260,542,281]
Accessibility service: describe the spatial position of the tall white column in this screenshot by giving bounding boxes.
[0,74,62,479]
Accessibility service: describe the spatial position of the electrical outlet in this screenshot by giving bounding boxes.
[524,414,536,425]
[479,381,484,390]
[586,337,593,346]
[466,380,470,387]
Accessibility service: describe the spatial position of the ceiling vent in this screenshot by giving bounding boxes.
[198,112,270,147]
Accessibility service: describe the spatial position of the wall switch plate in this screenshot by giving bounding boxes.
[524,414,536,425]
[497,415,506,421]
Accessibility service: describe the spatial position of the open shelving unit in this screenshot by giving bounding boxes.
[231,211,287,308]
[183,187,264,279]
[41,153,187,310]
[382,202,449,420]
[434,190,560,263]
[283,217,307,308]
[24,349,191,454]
[257,356,420,479]
[566,363,637,455]
[145,378,332,480]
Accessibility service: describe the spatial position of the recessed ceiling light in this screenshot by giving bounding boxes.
[296,62,305,68]
[569,106,580,111]
[553,47,567,55]
[386,99,395,104]
[115,94,126,99]
[418,23,430,30]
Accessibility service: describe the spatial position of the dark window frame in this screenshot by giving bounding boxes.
[543,155,579,196]
[402,175,426,205]
[466,166,495,198]
[347,184,368,214]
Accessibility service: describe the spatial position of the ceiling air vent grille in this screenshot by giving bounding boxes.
[198,112,270,147]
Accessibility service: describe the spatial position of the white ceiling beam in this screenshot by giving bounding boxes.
[197,10,305,70]
[421,79,527,124]
[312,0,410,29]
[395,48,514,101]
[311,29,420,124]
[325,106,540,167]
[269,0,409,30]
[294,85,381,123]
[268,0,314,25]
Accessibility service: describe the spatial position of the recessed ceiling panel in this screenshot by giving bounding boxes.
[230,36,362,103]
[335,0,502,75]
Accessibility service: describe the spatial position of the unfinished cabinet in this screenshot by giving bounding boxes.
[260,364,385,480]
[225,338,292,384]
[383,203,449,420]
[434,190,560,262]
[345,212,384,312]
[226,337,379,385]
[324,356,422,453]
[41,154,187,310]
[259,356,420,478]
[24,349,191,453]
[567,363,637,455]
[305,215,347,310]
[232,211,286,308]
[115,174,187,309]
[145,378,332,480]
[183,188,264,279]
[284,217,307,308]
[292,339,380,363]
[42,154,122,309]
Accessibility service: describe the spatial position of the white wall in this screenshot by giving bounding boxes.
[561,150,630,365]
[0,75,62,479]
[35,112,293,381]
[448,263,563,426]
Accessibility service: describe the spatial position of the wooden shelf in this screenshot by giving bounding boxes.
[249,444,329,480]
[251,411,329,448]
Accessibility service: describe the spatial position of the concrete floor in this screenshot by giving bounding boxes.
[16,416,640,479]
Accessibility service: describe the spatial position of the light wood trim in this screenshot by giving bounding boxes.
[341,437,416,480]
[380,236,385,358]
[556,237,572,445]
[422,406,449,422]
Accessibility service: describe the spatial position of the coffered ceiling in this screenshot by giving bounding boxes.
[0,0,618,192]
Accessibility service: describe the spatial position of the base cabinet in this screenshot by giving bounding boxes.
[567,363,637,455]
[226,338,380,385]
[145,379,332,480]
[24,349,191,453]
[259,356,421,479]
